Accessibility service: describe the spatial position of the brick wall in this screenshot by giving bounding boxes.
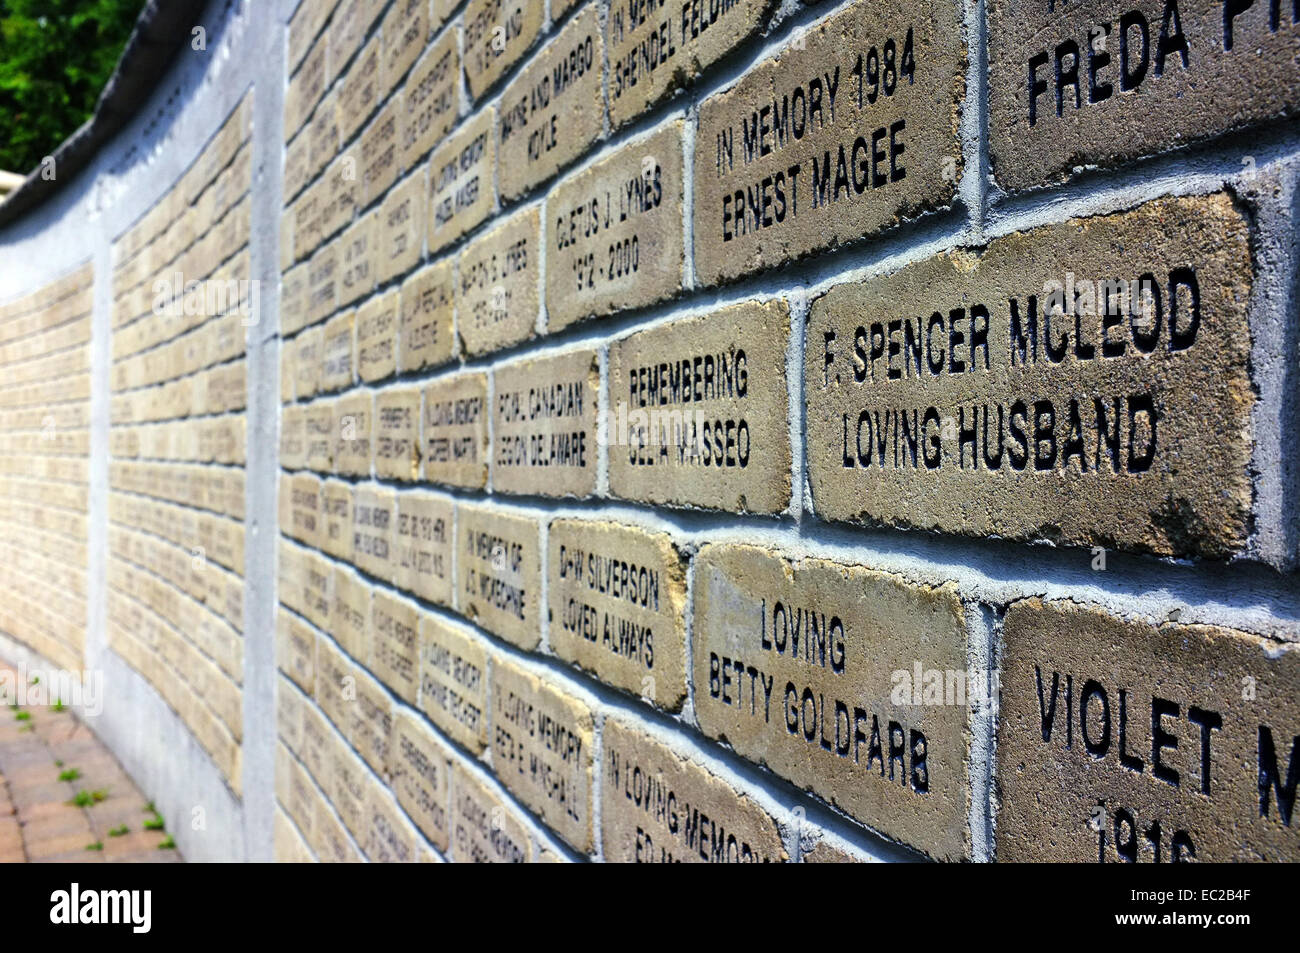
[0,0,1297,862]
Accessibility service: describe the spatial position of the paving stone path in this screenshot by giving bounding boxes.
[0,661,182,863]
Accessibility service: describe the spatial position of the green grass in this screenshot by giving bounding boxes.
[54,759,63,767]
[85,841,103,851]
[143,813,165,831]
[69,789,108,807]
[158,835,175,850]
[58,768,80,782]
[52,699,65,712]
[14,710,30,721]
[108,824,129,837]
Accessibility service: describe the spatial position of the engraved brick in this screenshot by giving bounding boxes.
[427,108,496,254]
[376,387,421,483]
[606,0,774,127]
[490,654,595,852]
[277,608,317,695]
[289,472,324,549]
[997,599,1300,861]
[989,0,1300,192]
[356,289,398,382]
[548,518,687,710]
[339,34,383,143]
[418,615,489,752]
[371,588,421,703]
[390,708,452,850]
[462,0,545,100]
[304,400,335,471]
[330,564,370,661]
[320,310,355,393]
[332,391,373,477]
[546,122,685,331]
[455,503,540,650]
[281,404,308,470]
[352,484,395,579]
[692,543,971,860]
[498,5,605,200]
[401,25,459,169]
[281,262,310,335]
[292,325,324,400]
[360,96,403,209]
[805,193,1254,558]
[382,0,429,90]
[457,205,539,356]
[422,371,489,489]
[602,717,787,862]
[492,348,599,498]
[693,0,965,285]
[451,764,532,862]
[608,299,791,513]
[365,786,421,862]
[286,29,330,141]
[399,259,455,373]
[378,169,427,283]
[335,208,377,312]
[393,490,454,605]
[306,242,339,327]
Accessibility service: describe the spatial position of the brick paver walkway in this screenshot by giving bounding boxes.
[0,662,182,863]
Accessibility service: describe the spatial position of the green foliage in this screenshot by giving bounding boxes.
[58,767,80,781]
[85,840,103,851]
[143,812,164,831]
[108,823,128,837]
[157,834,175,849]
[13,709,29,721]
[0,0,147,174]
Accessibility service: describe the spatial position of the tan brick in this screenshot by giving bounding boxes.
[692,543,971,860]
[455,503,540,650]
[805,192,1254,559]
[360,96,403,208]
[331,0,385,73]
[320,310,355,393]
[320,148,360,244]
[365,786,421,862]
[306,241,339,326]
[292,325,324,400]
[451,764,532,862]
[277,608,317,695]
[545,122,684,331]
[462,0,545,100]
[492,348,598,498]
[393,490,454,605]
[285,29,330,141]
[428,108,496,254]
[490,654,595,852]
[418,615,489,752]
[398,259,455,373]
[802,840,861,863]
[602,717,787,862]
[390,708,452,850]
[304,400,335,471]
[693,1,965,285]
[990,0,1300,191]
[330,564,370,662]
[356,289,399,383]
[335,211,377,308]
[498,5,605,200]
[309,87,342,180]
[288,0,338,74]
[998,599,1300,862]
[289,472,324,549]
[378,169,427,283]
[608,299,791,513]
[422,371,489,489]
[375,385,421,480]
[606,0,774,127]
[401,25,460,169]
[339,34,383,143]
[281,404,307,470]
[548,518,687,710]
[351,666,395,778]
[332,391,373,476]
[352,484,395,579]
[281,262,310,335]
[382,0,430,90]
[456,205,539,356]
[370,588,421,703]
